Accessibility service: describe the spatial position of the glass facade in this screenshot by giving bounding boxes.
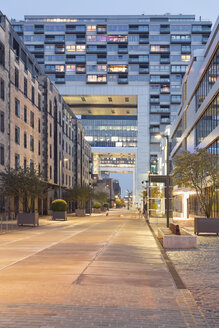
[14,15,212,159]
[81,115,137,147]
[196,46,219,111]
[207,138,219,156]
[195,93,219,146]
[100,156,135,167]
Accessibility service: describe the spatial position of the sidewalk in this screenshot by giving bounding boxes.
[149,216,219,328]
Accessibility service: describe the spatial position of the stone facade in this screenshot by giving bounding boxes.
[0,12,92,217]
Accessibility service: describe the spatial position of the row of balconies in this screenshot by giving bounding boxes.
[33,24,210,35]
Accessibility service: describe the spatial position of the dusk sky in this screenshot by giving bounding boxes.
[1,0,218,24]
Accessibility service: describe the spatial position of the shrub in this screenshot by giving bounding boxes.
[93,202,101,209]
[51,199,68,212]
[103,203,109,208]
[152,202,158,210]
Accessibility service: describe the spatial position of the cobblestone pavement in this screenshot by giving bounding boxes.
[0,211,211,327]
[167,235,219,328]
[150,218,219,328]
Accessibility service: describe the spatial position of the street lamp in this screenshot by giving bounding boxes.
[59,157,68,198]
[154,133,170,227]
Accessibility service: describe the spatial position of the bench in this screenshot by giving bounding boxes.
[158,226,197,249]
[169,222,180,235]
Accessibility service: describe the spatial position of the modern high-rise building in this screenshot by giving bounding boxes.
[169,17,219,219]
[12,14,212,201]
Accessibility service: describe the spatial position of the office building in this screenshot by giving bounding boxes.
[169,17,219,219]
[12,14,212,200]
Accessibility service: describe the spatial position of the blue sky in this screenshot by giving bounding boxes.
[1,0,218,24]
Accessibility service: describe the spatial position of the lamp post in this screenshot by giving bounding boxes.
[154,133,170,227]
[59,157,68,198]
[164,134,170,228]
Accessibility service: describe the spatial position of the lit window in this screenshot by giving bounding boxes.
[76,44,86,52]
[55,65,65,72]
[181,55,191,62]
[66,65,76,72]
[108,65,128,73]
[107,35,128,43]
[66,45,76,52]
[87,75,106,83]
[87,25,96,31]
[87,35,96,42]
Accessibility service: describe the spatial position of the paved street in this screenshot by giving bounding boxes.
[0,210,210,327]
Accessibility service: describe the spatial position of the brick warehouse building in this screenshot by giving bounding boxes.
[0,12,91,218]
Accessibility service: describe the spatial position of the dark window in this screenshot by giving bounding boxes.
[30,135,34,151]
[38,141,41,155]
[0,78,4,100]
[50,123,52,137]
[24,105,27,122]
[24,132,27,148]
[49,100,52,115]
[38,118,41,133]
[50,144,52,158]
[15,153,20,169]
[15,98,20,117]
[24,158,27,170]
[0,111,4,132]
[0,144,4,165]
[15,67,19,88]
[50,165,52,179]
[38,93,41,110]
[30,160,34,170]
[0,42,5,67]
[15,126,20,144]
[24,77,27,97]
[31,86,35,104]
[30,111,34,128]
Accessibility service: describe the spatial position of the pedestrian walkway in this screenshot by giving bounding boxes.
[0,210,209,327]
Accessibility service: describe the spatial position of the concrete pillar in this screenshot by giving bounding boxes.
[136,87,150,202]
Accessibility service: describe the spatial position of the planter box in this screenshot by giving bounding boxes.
[75,209,86,217]
[194,217,219,235]
[17,213,39,226]
[158,227,197,249]
[52,211,67,220]
[93,208,101,213]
